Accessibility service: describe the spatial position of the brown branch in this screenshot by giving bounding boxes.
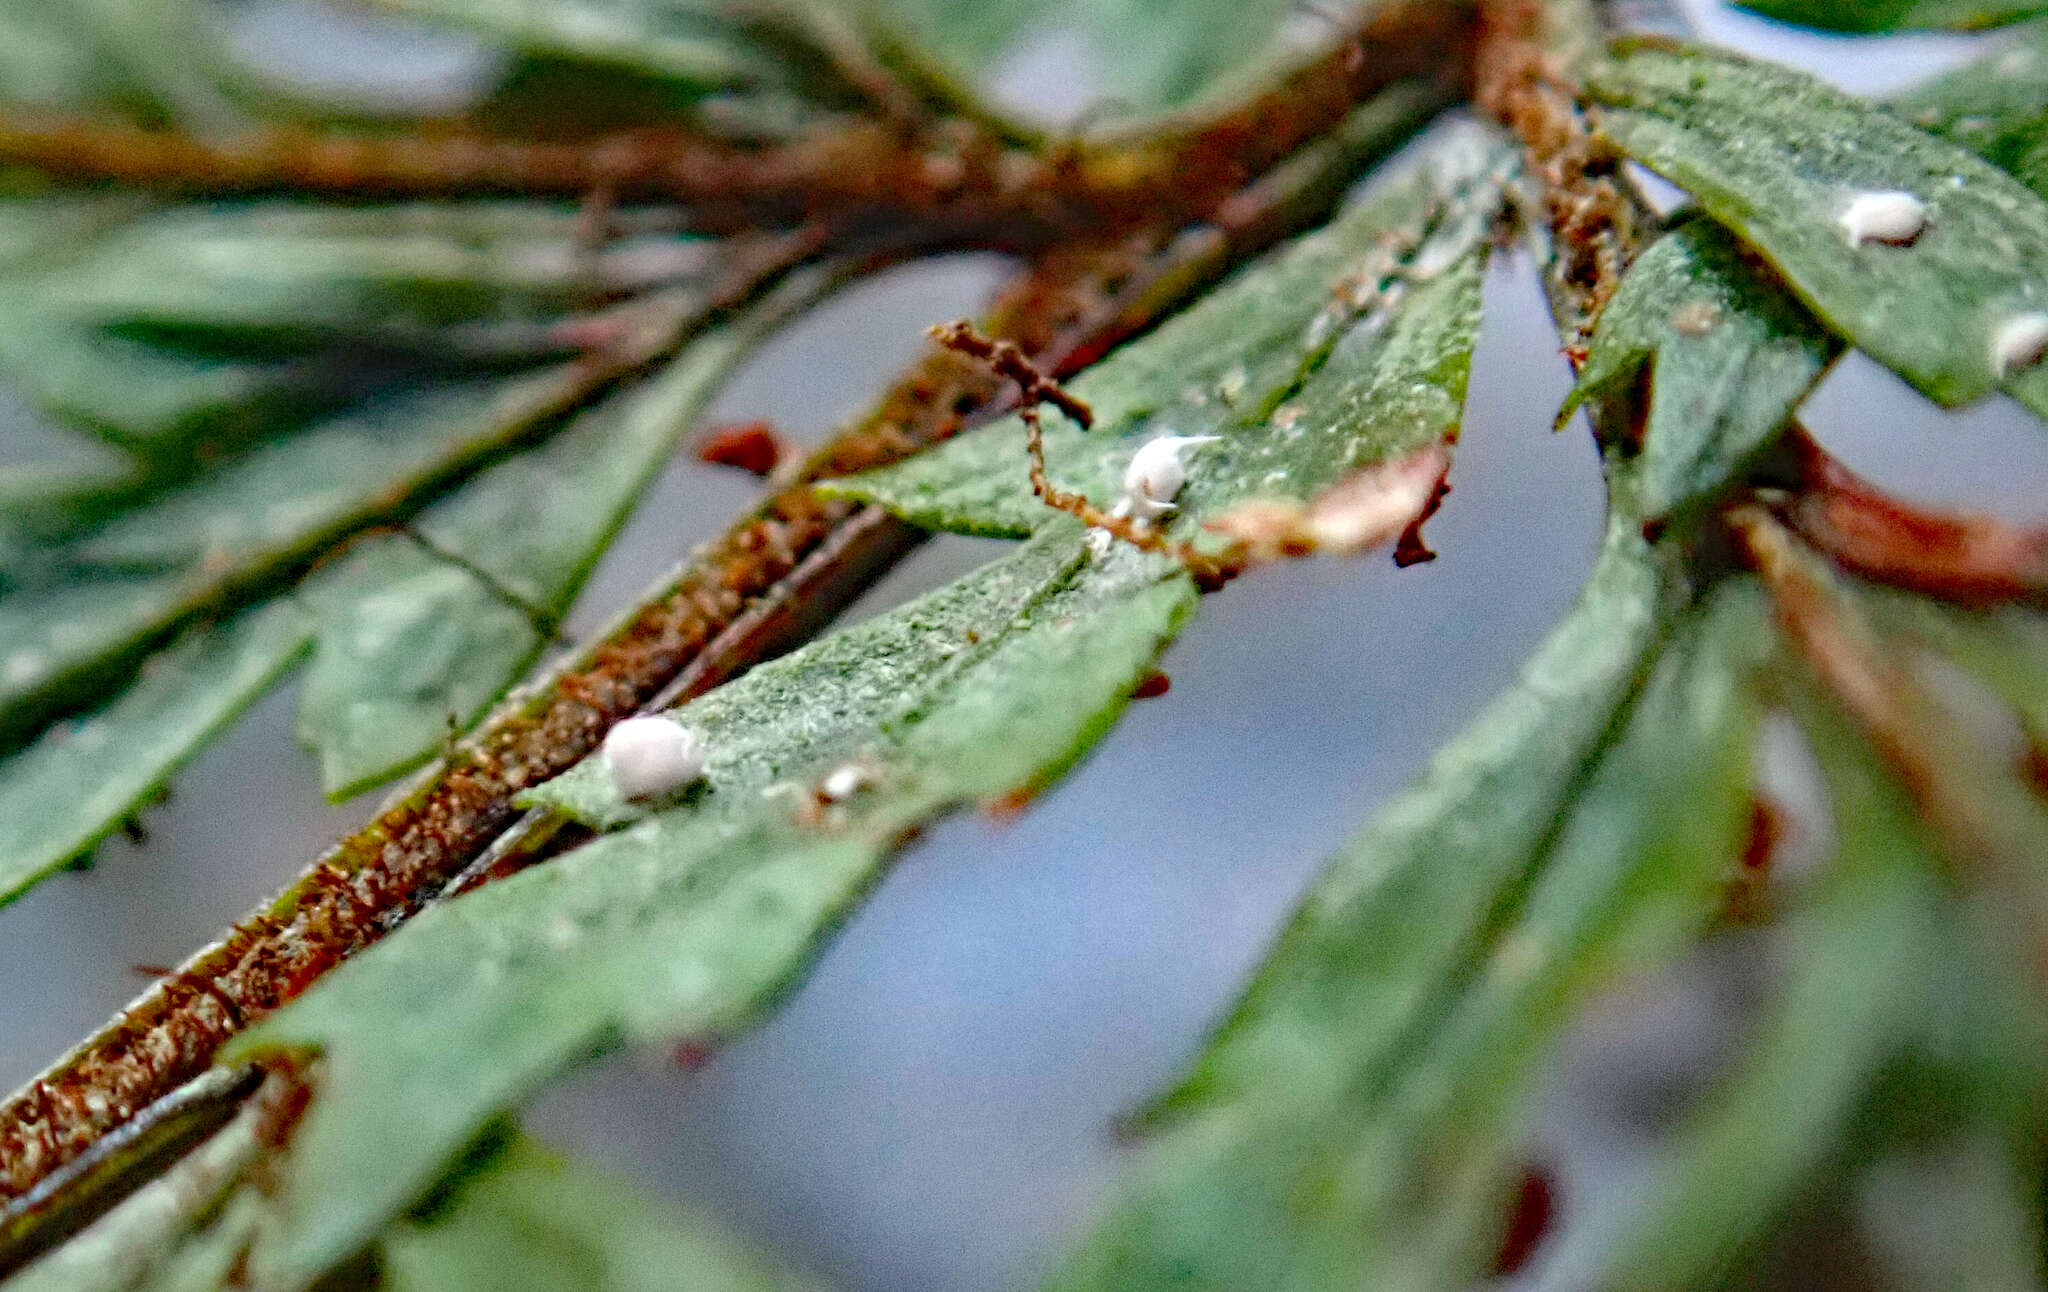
[0,1,1472,250]
[1773,430,2048,607]
[1728,504,2048,988]
[1475,0,1637,345]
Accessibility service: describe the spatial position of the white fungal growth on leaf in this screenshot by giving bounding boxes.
[603,717,706,800]
[1838,190,1928,246]
[1122,435,1220,520]
[818,763,873,802]
[1991,312,2048,378]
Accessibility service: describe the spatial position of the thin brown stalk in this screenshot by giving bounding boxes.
[1775,430,2048,607]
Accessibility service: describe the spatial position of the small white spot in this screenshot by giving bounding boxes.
[1085,527,1114,559]
[818,763,873,802]
[1409,239,1462,279]
[3,651,48,688]
[1991,312,2048,378]
[1122,435,1220,521]
[1838,190,1928,247]
[1216,364,1248,406]
[602,717,705,800]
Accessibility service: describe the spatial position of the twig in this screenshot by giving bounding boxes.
[1773,430,2048,607]
[929,321,1245,589]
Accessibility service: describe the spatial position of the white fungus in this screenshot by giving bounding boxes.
[818,763,873,802]
[1991,312,2048,378]
[603,717,705,800]
[1122,435,1220,520]
[1838,190,1928,247]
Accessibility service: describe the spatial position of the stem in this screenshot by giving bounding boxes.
[1729,505,2048,989]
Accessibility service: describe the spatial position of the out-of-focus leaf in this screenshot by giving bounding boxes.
[297,269,828,797]
[1046,518,1709,1291]
[1562,217,1838,519]
[229,525,1194,1285]
[1893,22,2048,198]
[828,122,1509,536]
[0,365,585,741]
[0,599,309,905]
[380,1131,823,1292]
[0,200,713,459]
[1589,40,2048,422]
[364,0,798,96]
[0,0,243,127]
[1865,590,2048,745]
[870,0,1300,114]
[1734,0,2046,31]
[1550,696,2039,1289]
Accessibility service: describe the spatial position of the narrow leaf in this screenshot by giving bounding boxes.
[380,1131,824,1292]
[1893,21,2048,198]
[297,269,830,796]
[1733,0,2047,31]
[1564,216,1838,519]
[1046,518,1702,1291]
[295,538,544,802]
[1552,700,1968,1289]
[0,598,309,905]
[0,365,586,742]
[1589,40,2048,421]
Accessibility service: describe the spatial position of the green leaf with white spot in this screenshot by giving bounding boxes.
[1563,216,1838,519]
[1588,40,2048,422]
[826,122,1507,536]
[0,597,308,905]
[296,269,831,797]
[227,524,1195,1285]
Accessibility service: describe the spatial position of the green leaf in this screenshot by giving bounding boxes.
[870,0,1299,114]
[1893,22,2048,198]
[0,0,243,127]
[381,1131,824,1292]
[1563,216,1839,519]
[1554,700,1970,1288]
[0,365,586,744]
[227,524,1195,1285]
[0,199,714,460]
[1588,40,2048,422]
[1046,517,1713,1290]
[295,538,544,802]
[1733,0,2046,31]
[0,598,309,905]
[827,122,1508,537]
[296,268,830,797]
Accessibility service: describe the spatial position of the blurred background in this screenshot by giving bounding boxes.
[0,2,2045,1287]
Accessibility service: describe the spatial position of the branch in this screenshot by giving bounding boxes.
[1773,429,2048,607]
[1728,504,2048,989]
[0,1,1472,250]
